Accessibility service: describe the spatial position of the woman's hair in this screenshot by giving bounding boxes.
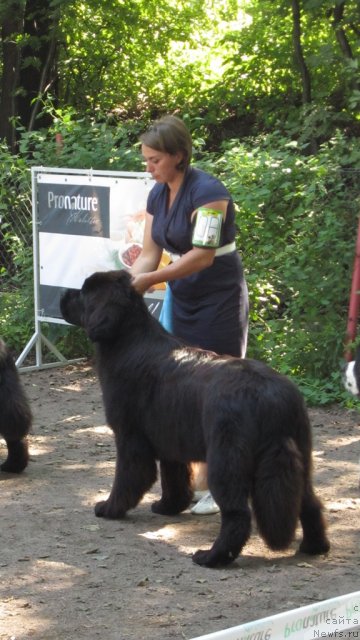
[140,115,192,170]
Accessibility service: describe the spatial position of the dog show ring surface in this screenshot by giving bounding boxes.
[1,362,359,639]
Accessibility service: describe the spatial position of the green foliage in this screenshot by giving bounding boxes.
[57,0,217,116]
[1,112,360,404]
[0,248,34,350]
[1,0,360,153]
[202,0,360,137]
[194,127,360,404]
[41,323,94,361]
[296,370,357,408]
[52,0,360,137]
[0,142,33,349]
[0,142,31,222]
[17,104,144,170]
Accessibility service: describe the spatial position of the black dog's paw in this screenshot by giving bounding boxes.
[1,440,29,473]
[192,548,236,568]
[298,538,330,555]
[151,498,185,515]
[94,500,126,519]
[1,460,27,473]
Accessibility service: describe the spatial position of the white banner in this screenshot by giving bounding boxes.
[190,591,360,640]
[35,170,163,319]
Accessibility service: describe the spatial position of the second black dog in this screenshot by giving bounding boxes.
[0,338,32,473]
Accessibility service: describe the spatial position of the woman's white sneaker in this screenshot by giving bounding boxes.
[190,492,220,515]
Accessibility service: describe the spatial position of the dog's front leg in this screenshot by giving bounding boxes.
[95,431,157,519]
[152,460,193,515]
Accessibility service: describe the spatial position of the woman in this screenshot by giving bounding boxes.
[131,115,249,514]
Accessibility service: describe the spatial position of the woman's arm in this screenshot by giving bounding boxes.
[131,246,216,294]
[130,212,163,276]
[131,200,228,295]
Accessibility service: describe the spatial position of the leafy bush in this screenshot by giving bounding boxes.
[17,104,144,171]
[0,143,34,351]
[195,129,360,402]
[0,248,34,351]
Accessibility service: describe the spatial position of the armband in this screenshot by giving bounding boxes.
[192,207,223,248]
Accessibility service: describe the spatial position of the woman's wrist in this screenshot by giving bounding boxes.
[147,270,165,288]
[132,271,164,295]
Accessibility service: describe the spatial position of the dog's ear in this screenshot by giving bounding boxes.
[60,289,84,327]
[83,270,140,342]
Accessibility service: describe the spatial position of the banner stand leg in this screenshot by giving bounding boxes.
[16,332,39,368]
[16,329,85,372]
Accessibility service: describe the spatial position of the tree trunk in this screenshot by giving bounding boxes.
[17,0,59,132]
[0,0,59,148]
[291,0,312,105]
[0,3,25,150]
[332,1,353,59]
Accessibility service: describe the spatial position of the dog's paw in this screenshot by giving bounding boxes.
[1,440,29,473]
[298,538,330,555]
[94,500,126,519]
[151,499,184,515]
[192,548,236,568]
[1,459,28,473]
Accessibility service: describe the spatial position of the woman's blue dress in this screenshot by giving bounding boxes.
[148,167,248,358]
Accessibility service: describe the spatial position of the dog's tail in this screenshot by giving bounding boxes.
[251,437,304,550]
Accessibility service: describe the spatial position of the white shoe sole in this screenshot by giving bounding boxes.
[191,492,220,515]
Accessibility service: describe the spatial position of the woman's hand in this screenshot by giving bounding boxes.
[131,272,156,295]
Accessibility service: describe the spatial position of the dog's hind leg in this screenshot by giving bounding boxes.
[298,482,330,555]
[1,438,29,473]
[192,434,253,566]
[95,431,157,519]
[192,502,252,567]
[152,460,193,515]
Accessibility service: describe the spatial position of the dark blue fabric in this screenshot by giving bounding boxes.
[147,167,248,357]
[148,167,236,254]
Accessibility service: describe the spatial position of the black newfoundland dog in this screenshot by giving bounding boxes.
[60,270,330,567]
[0,338,32,473]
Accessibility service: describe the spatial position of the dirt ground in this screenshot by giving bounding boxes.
[0,361,359,640]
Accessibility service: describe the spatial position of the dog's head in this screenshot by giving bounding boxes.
[342,349,360,397]
[60,270,143,342]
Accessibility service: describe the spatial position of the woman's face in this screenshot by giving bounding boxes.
[141,144,184,184]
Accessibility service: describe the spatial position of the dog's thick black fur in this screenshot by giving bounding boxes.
[60,270,330,567]
[0,338,31,472]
